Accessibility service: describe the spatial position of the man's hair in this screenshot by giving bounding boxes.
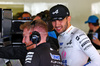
[20,19,48,32]
[33,19,48,32]
[36,10,50,22]
[92,19,99,26]
[20,22,32,30]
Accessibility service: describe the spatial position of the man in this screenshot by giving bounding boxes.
[33,10,59,49]
[17,11,32,66]
[49,4,100,66]
[0,19,62,66]
[85,15,100,49]
[20,19,62,66]
[21,12,32,20]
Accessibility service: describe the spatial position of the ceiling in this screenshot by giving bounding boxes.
[0,0,100,3]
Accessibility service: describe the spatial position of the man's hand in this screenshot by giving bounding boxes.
[92,36,100,46]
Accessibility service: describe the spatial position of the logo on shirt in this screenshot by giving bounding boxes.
[66,40,72,45]
[25,52,34,64]
[61,50,66,59]
[50,53,60,60]
[60,42,63,46]
[62,60,67,66]
[81,40,90,47]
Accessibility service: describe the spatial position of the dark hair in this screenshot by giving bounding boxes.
[36,10,50,22]
[21,12,31,17]
[92,19,99,26]
[36,10,53,31]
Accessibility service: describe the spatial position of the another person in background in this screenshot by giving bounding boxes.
[33,10,59,49]
[49,4,100,66]
[85,15,100,49]
[21,12,32,20]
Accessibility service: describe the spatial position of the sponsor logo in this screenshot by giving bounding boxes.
[51,60,62,65]
[79,33,85,37]
[76,36,80,41]
[61,50,66,59]
[66,40,72,45]
[52,9,59,14]
[62,60,67,66]
[81,40,90,47]
[50,53,60,60]
[84,44,92,50]
[79,37,88,43]
[71,32,74,34]
[60,42,63,46]
[25,52,34,64]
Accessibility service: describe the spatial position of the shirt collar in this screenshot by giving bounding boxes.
[60,25,74,35]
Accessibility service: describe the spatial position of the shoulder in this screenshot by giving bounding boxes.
[72,27,91,44]
[71,27,87,40]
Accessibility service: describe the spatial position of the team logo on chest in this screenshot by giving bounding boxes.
[66,40,72,45]
[65,40,73,48]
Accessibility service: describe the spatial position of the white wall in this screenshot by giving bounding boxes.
[0,0,100,33]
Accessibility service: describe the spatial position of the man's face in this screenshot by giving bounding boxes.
[22,13,31,20]
[88,23,93,30]
[52,17,70,34]
[22,28,36,50]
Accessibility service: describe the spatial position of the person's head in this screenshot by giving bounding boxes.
[49,4,71,34]
[33,10,53,31]
[21,12,32,20]
[85,15,99,30]
[20,19,48,50]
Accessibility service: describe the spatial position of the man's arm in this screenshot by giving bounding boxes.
[0,46,27,59]
[76,32,100,66]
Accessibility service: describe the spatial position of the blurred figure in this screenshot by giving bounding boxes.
[85,15,100,49]
[21,12,32,20]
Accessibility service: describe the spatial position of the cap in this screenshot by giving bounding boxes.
[85,15,98,24]
[50,4,70,21]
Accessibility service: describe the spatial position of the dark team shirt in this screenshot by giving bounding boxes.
[24,43,62,66]
[87,27,100,49]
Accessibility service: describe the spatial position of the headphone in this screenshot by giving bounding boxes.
[30,20,41,44]
[30,31,41,44]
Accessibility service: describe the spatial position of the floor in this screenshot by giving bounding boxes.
[0,58,22,66]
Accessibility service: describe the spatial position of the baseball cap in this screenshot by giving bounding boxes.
[50,4,70,21]
[85,15,98,24]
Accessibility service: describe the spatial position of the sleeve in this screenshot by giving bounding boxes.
[0,46,27,59]
[75,31,100,66]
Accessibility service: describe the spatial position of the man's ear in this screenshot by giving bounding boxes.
[67,16,71,23]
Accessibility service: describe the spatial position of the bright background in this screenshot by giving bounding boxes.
[0,0,100,33]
